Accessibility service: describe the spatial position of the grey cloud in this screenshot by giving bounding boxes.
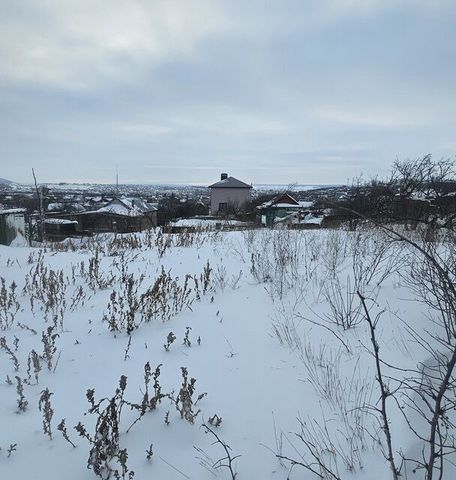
[0,0,455,184]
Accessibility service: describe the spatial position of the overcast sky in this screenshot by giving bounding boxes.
[0,0,455,185]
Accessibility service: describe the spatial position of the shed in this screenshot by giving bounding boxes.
[68,197,158,234]
[0,209,28,246]
[44,218,78,240]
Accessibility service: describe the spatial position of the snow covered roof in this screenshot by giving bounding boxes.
[47,202,64,211]
[169,218,245,228]
[44,218,78,225]
[0,208,26,215]
[95,197,157,217]
[258,196,313,209]
[209,177,252,189]
[301,214,324,225]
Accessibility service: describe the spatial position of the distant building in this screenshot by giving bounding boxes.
[44,218,78,240]
[0,208,28,246]
[256,193,313,226]
[209,173,252,215]
[68,197,158,234]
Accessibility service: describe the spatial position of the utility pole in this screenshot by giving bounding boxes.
[116,165,119,198]
[32,168,45,241]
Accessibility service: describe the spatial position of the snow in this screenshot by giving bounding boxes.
[47,203,64,211]
[8,232,28,247]
[95,198,156,217]
[0,228,454,480]
[258,200,313,209]
[300,213,324,225]
[44,219,78,225]
[96,203,142,217]
[0,208,26,215]
[169,218,245,228]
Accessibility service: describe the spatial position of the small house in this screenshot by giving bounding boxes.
[0,208,28,246]
[69,197,158,234]
[209,173,252,215]
[257,193,313,226]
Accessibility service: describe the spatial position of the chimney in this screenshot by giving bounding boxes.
[221,173,228,180]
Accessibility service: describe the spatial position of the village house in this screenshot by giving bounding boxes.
[208,173,252,215]
[256,193,314,226]
[62,197,158,234]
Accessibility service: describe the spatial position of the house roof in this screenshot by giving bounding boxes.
[93,197,157,217]
[258,193,313,209]
[0,208,27,215]
[44,218,78,225]
[209,177,252,189]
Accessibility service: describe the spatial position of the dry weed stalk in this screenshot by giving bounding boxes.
[200,424,240,480]
[15,376,28,413]
[0,278,19,329]
[41,326,59,371]
[38,388,54,440]
[0,336,20,371]
[175,367,206,424]
[58,418,76,448]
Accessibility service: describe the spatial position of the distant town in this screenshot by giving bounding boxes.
[2,157,456,248]
[0,173,348,245]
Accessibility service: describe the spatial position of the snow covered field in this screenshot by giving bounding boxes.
[0,227,455,480]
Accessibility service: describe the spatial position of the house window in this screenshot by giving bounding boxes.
[218,202,228,212]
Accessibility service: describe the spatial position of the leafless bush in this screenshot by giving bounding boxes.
[75,376,135,479]
[212,263,243,292]
[197,424,240,480]
[183,326,192,347]
[0,336,20,371]
[279,219,456,480]
[103,264,209,333]
[79,247,113,291]
[126,362,168,433]
[75,363,208,478]
[58,418,76,448]
[26,349,41,384]
[321,275,363,330]
[23,260,67,329]
[38,388,54,440]
[15,376,28,413]
[0,278,19,330]
[321,231,351,278]
[41,326,59,371]
[174,367,206,424]
[163,332,176,351]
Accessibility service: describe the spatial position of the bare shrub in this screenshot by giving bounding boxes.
[321,275,363,330]
[0,336,20,371]
[197,424,240,480]
[41,326,59,371]
[0,278,19,330]
[15,376,28,413]
[38,388,54,440]
[75,376,135,479]
[175,367,206,424]
[26,349,41,384]
[23,260,67,329]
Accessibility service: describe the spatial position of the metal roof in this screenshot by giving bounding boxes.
[208,176,252,189]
